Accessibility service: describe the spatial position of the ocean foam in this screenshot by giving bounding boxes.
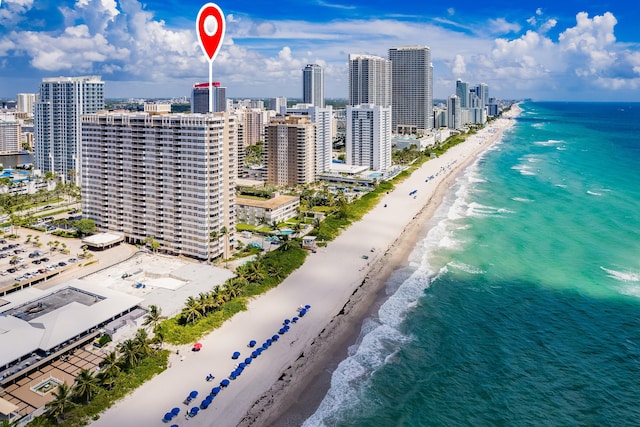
[601,266,640,282]
[448,261,485,275]
[511,163,537,176]
[534,139,563,146]
[512,197,534,203]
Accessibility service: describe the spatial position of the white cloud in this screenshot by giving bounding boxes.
[487,18,521,35]
[452,54,466,76]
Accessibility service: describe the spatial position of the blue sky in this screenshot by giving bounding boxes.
[1,0,639,101]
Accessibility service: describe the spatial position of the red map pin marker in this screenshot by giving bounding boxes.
[197,3,226,63]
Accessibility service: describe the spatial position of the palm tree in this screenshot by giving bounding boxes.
[211,285,228,306]
[268,264,284,280]
[45,382,75,423]
[225,279,244,298]
[133,329,152,357]
[141,304,165,333]
[181,296,204,325]
[236,261,263,283]
[220,226,229,267]
[98,351,120,389]
[72,369,100,404]
[117,338,143,369]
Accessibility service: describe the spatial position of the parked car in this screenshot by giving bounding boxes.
[68,258,78,263]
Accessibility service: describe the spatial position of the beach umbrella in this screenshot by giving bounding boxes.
[305,304,311,309]
[284,325,290,331]
[229,371,237,380]
[163,412,173,421]
[232,351,241,359]
[200,400,209,409]
[272,334,279,341]
[221,379,230,387]
[267,338,273,344]
[256,347,264,354]
[171,425,179,427]
[292,316,299,323]
[248,340,257,348]
[283,318,290,324]
[189,390,198,398]
[299,309,307,317]
[193,342,203,351]
[211,386,221,395]
[171,407,180,415]
[262,343,269,350]
[244,357,252,364]
[251,350,258,358]
[238,362,246,369]
[189,407,199,416]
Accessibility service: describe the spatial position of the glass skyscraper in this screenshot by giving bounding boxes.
[388,46,433,132]
[302,64,324,108]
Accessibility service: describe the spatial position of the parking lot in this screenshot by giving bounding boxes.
[0,226,88,295]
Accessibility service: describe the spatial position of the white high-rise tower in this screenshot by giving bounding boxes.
[34,76,104,184]
[348,54,392,107]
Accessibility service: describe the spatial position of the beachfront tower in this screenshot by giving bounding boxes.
[388,46,433,133]
[456,79,470,108]
[81,112,237,261]
[286,104,334,174]
[265,115,316,186]
[447,95,461,130]
[346,104,392,172]
[348,54,392,107]
[34,76,104,184]
[302,64,324,108]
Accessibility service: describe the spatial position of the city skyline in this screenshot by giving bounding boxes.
[0,0,639,101]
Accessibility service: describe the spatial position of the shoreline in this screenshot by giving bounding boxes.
[240,108,521,426]
[90,107,520,427]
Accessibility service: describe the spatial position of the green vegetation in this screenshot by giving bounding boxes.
[243,142,263,167]
[30,331,169,427]
[160,240,307,345]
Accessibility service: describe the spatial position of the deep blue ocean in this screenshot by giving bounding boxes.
[304,102,640,426]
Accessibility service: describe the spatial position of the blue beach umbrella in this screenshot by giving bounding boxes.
[248,340,257,347]
[220,379,230,387]
[238,362,246,369]
[262,343,269,350]
[232,351,241,359]
[211,386,221,395]
[189,390,198,398]
[244,357,252,364]
[283,318,290,324]
[200,400,209,409]
[251,350,258,358]
[163,412,173,421]
[189,407,199,416]
[292,316,299,323]
[299,309,307,316]
[171,407,180,415]
[305,304,311,309]
[272,334,279,341]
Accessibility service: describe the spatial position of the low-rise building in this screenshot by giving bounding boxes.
[236,194,300,226]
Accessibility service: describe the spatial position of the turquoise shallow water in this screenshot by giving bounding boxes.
[304,102,640,426]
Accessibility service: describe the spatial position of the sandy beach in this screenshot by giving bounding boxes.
[91,107,519,427]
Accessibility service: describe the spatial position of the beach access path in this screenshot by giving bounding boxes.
[91,111,518,427]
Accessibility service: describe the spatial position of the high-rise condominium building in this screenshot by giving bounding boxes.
[81,112,237,261]
[34,76,104,184]
[265,115,316,186]
[0,119,21,154]
[268,97,288,115]
[447,95,461,130]
[286,104,334,174]
[16,93,38,117]
[348,54,392,107]
[302,64,324,108]
[388,46,433,132]
[346,104,392,172]
[456,79,470,108]
[191,82,227,113]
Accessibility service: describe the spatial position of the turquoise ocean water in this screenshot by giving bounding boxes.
[303,102,640,426]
